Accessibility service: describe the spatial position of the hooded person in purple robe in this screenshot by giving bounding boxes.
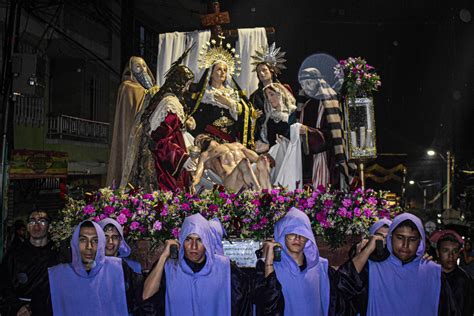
[98,218,144,314]
[342,217,393,316]
[368,218,392,236]
[99,218,142,273]
[336,213,458,316]
[209,218,226,256]
[141,213,251,316]
[254,207,337,315]
[47,220,128,315]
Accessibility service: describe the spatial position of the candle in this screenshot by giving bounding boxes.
[359,126,366,148]
[366,129,373,148]
[351,131,358,148]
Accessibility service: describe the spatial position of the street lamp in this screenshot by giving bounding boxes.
[409,180,440,210]
[426,149,454,209]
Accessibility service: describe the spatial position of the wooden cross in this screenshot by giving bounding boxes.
[200,1,230,38]
[200,1,275,39]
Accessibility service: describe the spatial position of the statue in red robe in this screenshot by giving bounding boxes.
[132,65,196,192]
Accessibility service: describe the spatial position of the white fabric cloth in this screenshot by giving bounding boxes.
[149,94,186,133]
[182,30,211,82]
[268,123,303,190]
[156,32,187,87]
[268,137,289,183]
[156,30,211,86]
[235,28,268,97]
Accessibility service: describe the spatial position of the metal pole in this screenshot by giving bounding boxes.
[423,188,427,210]
[359,162,365,190]
[446,150,451,209]
[0,0,22,261]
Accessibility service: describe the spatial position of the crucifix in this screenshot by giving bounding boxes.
[200,1,275,39]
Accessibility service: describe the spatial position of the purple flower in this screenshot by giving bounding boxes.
[316,211,327,223]
[316,185,326,193]
[367,197,378,206]
[277,196,285,203]
[104,206,115,215]
[180,203,190,211]
[83,205,95,215]
[363,208,372,218]
[242,218,252,223]
[219,192,228,199]
[250,224,260,231]
[160,207,168,216]
[252,200,261,206]
[143,193,154,201]
[153,220,162,231]
[323,199,334,208]
[172,227,180,238]
[120,208,132,218]
[320,220,331,229]
[259,217,268,225]
[298,198,308,209]
[271,189,280,195]
[117,214,127,225]
[307,197,316,208]
[209,204,219,213]
[225,199,232,205]
[342,198,352,208]
[337,207,348,217]
[184,193,193,199]
[223,215,231,222]
[354,207,361,217]
[130,221,140,231]
[99,214,107,220]
[93,216,101,222]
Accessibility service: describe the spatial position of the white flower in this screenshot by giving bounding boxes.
[211,39,216,44]
[231,48,236,53]
[234,54,240,58]
[226,43,231,49]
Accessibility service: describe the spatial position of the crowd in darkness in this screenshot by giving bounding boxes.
[0,209,473,315]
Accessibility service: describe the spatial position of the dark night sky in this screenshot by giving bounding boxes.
[139,0,473,157]
[137,0,474,194]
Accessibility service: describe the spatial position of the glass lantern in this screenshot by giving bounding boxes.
[344,97,377,160]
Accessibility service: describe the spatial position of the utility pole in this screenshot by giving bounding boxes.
[0,0,22,260]
[446,150,454,210]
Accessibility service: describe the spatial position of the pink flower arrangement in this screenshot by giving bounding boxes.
[334,57,381,98]
[51,185,401,249]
